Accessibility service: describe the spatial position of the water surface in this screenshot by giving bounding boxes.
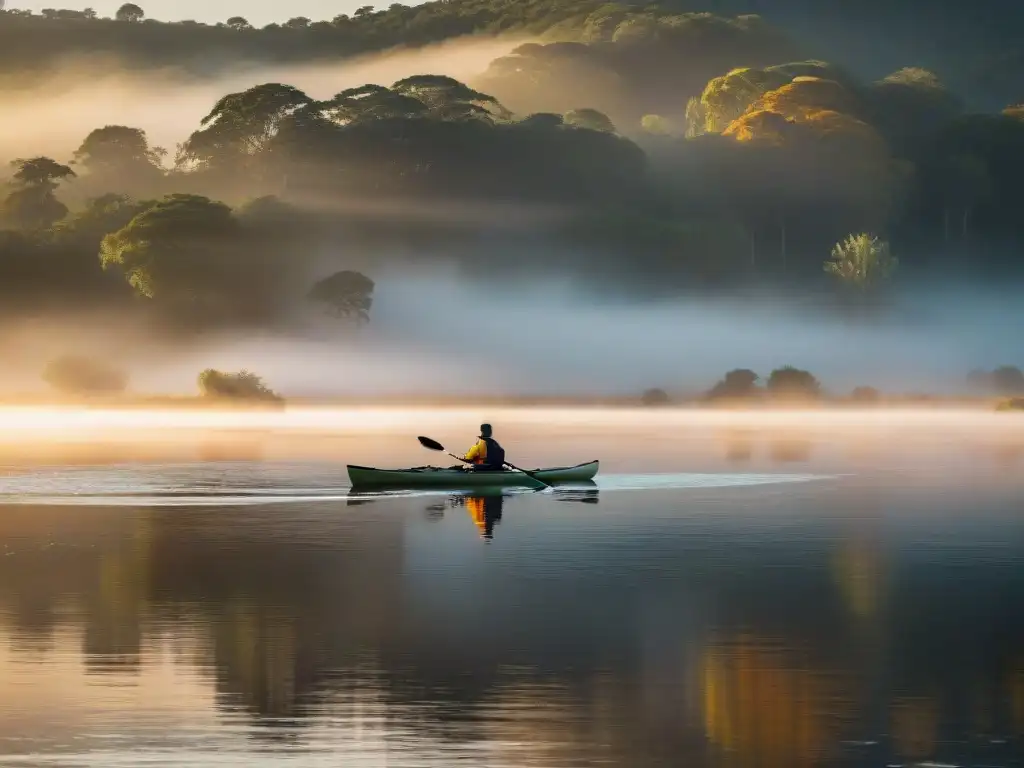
[0,408,1021,767]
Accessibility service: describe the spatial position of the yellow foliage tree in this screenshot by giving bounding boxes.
[687,66,789,136]
[824,233,897,288]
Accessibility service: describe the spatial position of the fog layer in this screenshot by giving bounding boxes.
[80,269,1024,398]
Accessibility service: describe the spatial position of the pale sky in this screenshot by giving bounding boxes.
[9,1,427,26]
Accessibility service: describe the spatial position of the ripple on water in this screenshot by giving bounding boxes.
[0,463,837,506]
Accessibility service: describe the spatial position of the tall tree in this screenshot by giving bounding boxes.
[99,194,238,305]
[178,84,313,172]
[72,125,165,193]
[115,3,144,22]
[1,157,76,230]
[308,271,374,324]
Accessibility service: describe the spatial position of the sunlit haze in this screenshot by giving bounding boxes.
[7,1,425,25]
[1,1,1023,765]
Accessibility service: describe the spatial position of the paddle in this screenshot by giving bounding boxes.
[416,436,552,489]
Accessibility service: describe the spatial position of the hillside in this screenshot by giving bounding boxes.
[0,0,1022,107]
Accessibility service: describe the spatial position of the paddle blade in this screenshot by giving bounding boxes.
[417,436,446,452]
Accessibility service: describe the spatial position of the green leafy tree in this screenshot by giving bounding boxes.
[824,234,897,289]
[198,369,281,401]
[767,366,822,400]
[115,3,143,22]
[308,271,374,323]
[563,108,616,132]
[72,125,165,193]
[641,388,670,406]
[867,67,962,154]
[391,75,509,121]
[641,114,674,135]
[992,365,1024,395]
[178,84,313,170]
[2,157,76,230]
[324,84,428,124]
[707,369,760,399]
[225,16,251,31]
[99,194,238,302]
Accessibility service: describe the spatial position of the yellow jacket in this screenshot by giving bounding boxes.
[464,439,488,464]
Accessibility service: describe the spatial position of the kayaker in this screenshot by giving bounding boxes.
[463,424,506,470]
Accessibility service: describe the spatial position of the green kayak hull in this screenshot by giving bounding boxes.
[347,460,599,489]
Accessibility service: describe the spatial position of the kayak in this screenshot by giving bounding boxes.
[347,460,599,489]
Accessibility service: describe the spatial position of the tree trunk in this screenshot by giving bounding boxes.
[962,207,970,239]
[943,205,950,243]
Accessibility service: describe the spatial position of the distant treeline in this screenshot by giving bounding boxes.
[642,364,1024,407]
[2,2,1024,336]
[2,0,1023,109]
[34,354,1024,408]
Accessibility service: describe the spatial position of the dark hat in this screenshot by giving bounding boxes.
[479,423,493,438]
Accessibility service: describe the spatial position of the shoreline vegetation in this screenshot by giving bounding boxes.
[10,360,1023,412]
[2,4,1024,409]
[0,393,1019,411]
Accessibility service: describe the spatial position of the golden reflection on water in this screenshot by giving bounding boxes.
[702,636,853,767]
[0,409,1021,765]
[0,407,1022,484]
[890,695,940,760]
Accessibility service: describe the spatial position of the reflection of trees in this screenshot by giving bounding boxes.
[832,533,884,620]
[144,506,406,721]
[0,506,146,660]
[1011,662,1024,740]
[0,493,1022,763]
[212,600,298,718]
[769,436,813,463]
[702,635,853,766]
[722,429,754,462]
[84,514,152,671]
[890,695,939,760]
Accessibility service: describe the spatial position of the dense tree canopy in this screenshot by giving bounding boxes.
[1,2,1024,340]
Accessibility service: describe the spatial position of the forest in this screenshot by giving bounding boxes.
[1,0,1024,377]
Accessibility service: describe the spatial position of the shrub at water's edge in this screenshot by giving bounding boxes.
[197,369,284,405]
[641,388,671,406]
[706,369,761,402]
[42,355,128,395]
[766,366,822,401]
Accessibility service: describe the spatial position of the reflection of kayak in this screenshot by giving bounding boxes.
[347,461,599,489]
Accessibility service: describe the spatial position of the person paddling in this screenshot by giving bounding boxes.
[463,424,506,470]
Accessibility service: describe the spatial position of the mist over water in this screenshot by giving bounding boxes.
[3,266,1024,397]
[69,269,1020,398]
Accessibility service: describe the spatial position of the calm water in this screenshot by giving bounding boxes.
[0,408,1022,767]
